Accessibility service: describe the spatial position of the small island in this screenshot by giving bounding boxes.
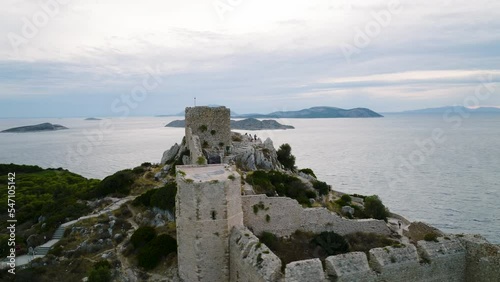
[1,123,68,133]
[165,118,294,130]
[85,117,102,121]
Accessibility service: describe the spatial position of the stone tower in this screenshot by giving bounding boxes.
[176,164,243,282]
[185,106,231,150]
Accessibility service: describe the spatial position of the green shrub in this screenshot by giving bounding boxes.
[198,125,208,132]
[132,189,156,207]
[312,231,349,256]
[131,226,156,249]
[341,194,352,203]
[312,181,330,196]
[424,233,439,242]
[197,156,206,165]
[245,170,314,206]
[277,144,296,170]
[202,141,209,148]
[211,130,216,135]
[137,234,176,270]
[363,195,389,221]
[298,168,316,178]
[95,169,136,197]
[88,260,112,282]
[150,182,177,213]
[344,232,397,253]
[260,231,279,250]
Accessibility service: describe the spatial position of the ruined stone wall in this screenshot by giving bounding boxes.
[461,235,500,282]
[185,106,231,150]
[176,165,243,282]
[282,237,468,282]
[229,226,283,282]
[241,195,391,237]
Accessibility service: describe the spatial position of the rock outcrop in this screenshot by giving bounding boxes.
[230,133,281,171]
[161,143,180,165]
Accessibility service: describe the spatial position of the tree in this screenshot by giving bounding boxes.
[277,143,296,170]
[364,195,389,221]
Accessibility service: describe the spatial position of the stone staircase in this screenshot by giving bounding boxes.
[34,226,65,255]
[52,226,66,239]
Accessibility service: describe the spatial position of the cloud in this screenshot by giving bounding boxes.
[0,0,499,117]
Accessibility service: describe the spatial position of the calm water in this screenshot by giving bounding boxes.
[0,115,499,243]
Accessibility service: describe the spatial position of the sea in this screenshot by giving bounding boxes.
[0,114,499,244]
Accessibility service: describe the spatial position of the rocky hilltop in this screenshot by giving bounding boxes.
[1,122,68,133]
[239,106,383,118]
[165,118,294,130]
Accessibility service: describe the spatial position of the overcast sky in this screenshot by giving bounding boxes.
[1,0,499,117]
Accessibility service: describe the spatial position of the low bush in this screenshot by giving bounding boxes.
[424,233,439,242]
[130,226,156,249]
[298,168,316,178]
[363,195,389,221]
[133,182,177,213]
[245,170,316,206]
[312,181,330,196]
[345,232,398,254]
[137,234,177,270]
[88,260,112,282]
[312,231,349,256]
[94,169,137,197]
[260,231,279,250]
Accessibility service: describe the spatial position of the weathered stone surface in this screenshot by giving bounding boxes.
[285,258,325,282]
[230,226,282,282]
[405,221,444,243]
[460,234,500,282]
[341,206,355,216]
[231,137,281,171]
[325,252,376,282]
[242,194,391,237]
[176,165,243,282]
[161,143,180,165]
[369,245,420,273]
[186,106,231,149]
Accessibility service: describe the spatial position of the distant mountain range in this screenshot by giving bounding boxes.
[157,106,382,118]
[396,106,500,114]
[237,107,383,118]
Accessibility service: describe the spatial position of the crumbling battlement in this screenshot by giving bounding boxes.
[229,226,283,282]
[241,194,391,237]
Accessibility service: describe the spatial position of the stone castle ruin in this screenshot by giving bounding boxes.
[170,106,499,282]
